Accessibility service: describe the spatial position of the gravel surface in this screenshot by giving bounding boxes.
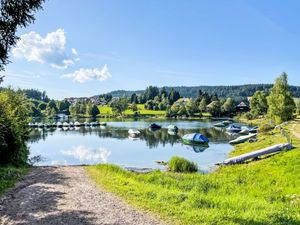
[0,167,166,225]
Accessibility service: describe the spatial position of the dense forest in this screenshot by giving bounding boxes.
[106,84,300,99]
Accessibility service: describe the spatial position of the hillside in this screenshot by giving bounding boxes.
[106,84,300,99]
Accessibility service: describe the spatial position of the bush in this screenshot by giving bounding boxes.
[258,123,275,133]
[0,89,30,166]
[168,156,198,173]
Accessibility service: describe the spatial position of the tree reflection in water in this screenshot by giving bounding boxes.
[28,126,232,153]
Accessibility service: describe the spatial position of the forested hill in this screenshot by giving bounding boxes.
[107,84,300,99]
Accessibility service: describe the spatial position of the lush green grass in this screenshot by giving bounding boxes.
[0,166,30,196]
[99,104,165,116]
[168,156,198,173]
[86,123,300,225]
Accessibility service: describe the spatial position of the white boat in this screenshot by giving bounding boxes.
[63,122,69,127]
[74,121,81,127]
[128,129,140,136]
[56,122,63,128]
[69,122,74,127]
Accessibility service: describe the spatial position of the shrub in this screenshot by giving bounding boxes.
[0,89,30,166]
[258,123,275,133]
[168,156,198,173]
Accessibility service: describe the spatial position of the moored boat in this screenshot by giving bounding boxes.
[226,124,241,133]
[99,122,107,126]
[74,121,81,127]
[167,125,178,132]
[128,129,140,137]
[56,122,63,128]
[149,123,161,129]
[182,133,209,145]
[63,122,69,127]
[229,133,257,145]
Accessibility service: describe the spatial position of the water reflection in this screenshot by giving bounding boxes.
[28,126,232,150]
[28,119,235,170]
[62,145,111,163]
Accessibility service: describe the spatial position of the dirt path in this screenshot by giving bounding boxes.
[291,119,300,139]
[0,167,166,225]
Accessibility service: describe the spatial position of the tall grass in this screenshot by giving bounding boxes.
[168,156,198,173]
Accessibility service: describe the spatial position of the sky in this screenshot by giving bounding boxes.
[2,0,300,99]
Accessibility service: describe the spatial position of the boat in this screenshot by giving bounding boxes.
[56,122,63,128]
[182,133,209,145]
[84,121,90,127]
[167,125,178,132]
[99,122,107,126]
[90,122,97,126]
[74,121,81,127]
[69,122,74,127]
[249,126,259,133]
[45,123,52,128]
[63,122,69,127]
[239,129,249,135]
[239,126,250,135]
[38,123,44,128]
[213,122,227,127]
[128,129,140,137]
[149,123,161,129]
[217,143,292,165]
[226,124,241,133]
[229,133,257,145]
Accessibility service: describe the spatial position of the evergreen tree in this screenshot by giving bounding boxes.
[250,91,268,117]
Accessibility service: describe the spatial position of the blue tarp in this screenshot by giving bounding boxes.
[183,133,209,143]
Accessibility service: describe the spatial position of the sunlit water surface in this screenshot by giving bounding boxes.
[28,118,236,172]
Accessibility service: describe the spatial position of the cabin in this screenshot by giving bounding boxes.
[236,101,250,112]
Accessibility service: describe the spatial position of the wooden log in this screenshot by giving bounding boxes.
[218,143,292,165]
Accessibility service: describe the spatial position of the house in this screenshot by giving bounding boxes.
[236,101,250,112]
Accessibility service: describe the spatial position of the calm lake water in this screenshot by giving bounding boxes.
[28,118,235,172]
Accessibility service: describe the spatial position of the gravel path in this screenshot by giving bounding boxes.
[0,167,166,225]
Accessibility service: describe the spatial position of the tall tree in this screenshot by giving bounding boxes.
[267,73,295,123]
[168,88,180,104]
[222,98,236,116]
[111,98,129,116]
[250,91,268,117]
[0,0,45,81]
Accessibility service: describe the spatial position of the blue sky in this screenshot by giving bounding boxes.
[2,0,300,99]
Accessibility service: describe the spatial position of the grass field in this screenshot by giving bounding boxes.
[87,122,300,225]
[0,166,30,196]
[99,104,165,116]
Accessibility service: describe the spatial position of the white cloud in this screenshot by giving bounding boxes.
[61,64,111,83]
[12,29,76,69]
[62,145,111,163]
[71,48,78,55]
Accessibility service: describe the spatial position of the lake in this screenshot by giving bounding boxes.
[28,118,235,172]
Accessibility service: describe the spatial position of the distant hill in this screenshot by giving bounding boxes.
[106,84,300,99]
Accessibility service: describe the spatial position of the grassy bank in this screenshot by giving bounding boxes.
[99,104,165,117]
[0,166,30,196]
[86,122,300,225]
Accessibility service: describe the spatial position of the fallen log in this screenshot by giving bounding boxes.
[217,143,292,165]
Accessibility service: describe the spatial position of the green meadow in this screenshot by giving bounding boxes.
[87,122,300,225]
